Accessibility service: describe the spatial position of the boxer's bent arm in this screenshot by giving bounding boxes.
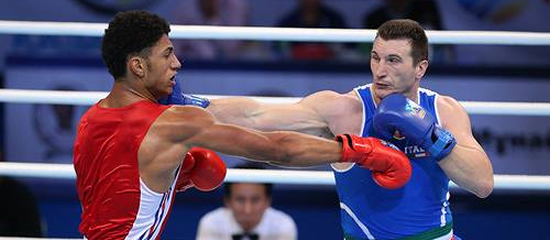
[208,91,343,135]
[437,96,494,198]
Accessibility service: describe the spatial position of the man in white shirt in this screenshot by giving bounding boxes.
[196,163,297,240]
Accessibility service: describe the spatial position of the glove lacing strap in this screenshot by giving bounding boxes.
[427,126,457,162]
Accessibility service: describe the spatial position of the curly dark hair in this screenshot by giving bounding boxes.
[376,19,428,66]
[101,10,171,80]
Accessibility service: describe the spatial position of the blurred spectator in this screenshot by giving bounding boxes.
[363,0,442,30]
[276,0,349,60]
[0,152,43,237]
[196,163,297,240]
[172,0,249,59]
[33,85,80,163]
[362,0,455,64]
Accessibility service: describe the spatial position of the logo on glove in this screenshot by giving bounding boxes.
[405,101,426,119]
[392,130,405,140]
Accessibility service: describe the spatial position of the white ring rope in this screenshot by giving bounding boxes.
[1,89,550,116]
[0,162,548,191]
[0,20,550,45]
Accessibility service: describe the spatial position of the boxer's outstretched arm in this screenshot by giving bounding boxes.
[208,90,353,137]
[437,96,494,198]
[149,106,411,189]
[153,106,342,167]
[189,117,411,189]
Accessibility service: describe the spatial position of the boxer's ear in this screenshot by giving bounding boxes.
[129,56,147,77]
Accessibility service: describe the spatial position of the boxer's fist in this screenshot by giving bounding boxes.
[373,94,456,161]
[335,134,412,189]
[175,148,226,192]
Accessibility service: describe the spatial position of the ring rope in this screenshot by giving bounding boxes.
[1,89,549,116]
[0,20,550,45]
[0,162,548,191]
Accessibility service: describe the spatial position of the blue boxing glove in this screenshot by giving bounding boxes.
[373,94,456,161]
[158,78,210,108]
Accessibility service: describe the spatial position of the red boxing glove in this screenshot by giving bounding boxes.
[175,152,196,192]
[175,147,227,192]
[335,134,412,189]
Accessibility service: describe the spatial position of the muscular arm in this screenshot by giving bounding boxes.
[163,106,343,167]
[437,96,494,198]
[207,91,352,138]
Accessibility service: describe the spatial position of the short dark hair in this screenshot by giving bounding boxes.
[375,19,428,65]
[101,10,171,80]
[224,162,273,198]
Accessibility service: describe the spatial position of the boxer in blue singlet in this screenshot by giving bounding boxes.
[178,19,494,240]
[334,85,457,239]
